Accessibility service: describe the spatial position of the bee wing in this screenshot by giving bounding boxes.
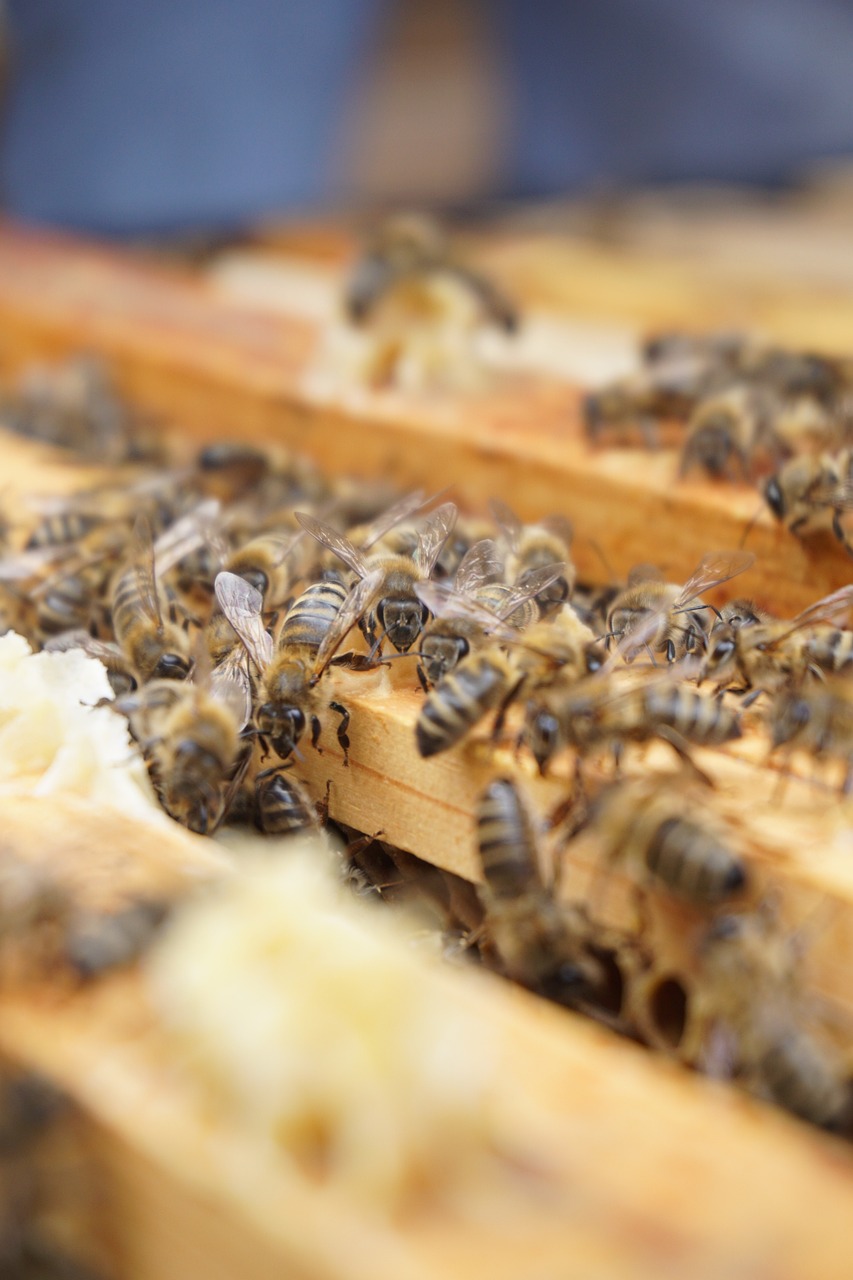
[454,539,503,594]
[489,498,522,550]
[43,630,125,662]
[500,563,568,618]
[214,571,273,671]
[154,499,222,577]
[414,502,458,575]
[0,545,75,580]
[538,514,574,547]
[130,515,163,628]
[415,579,513,636]
[627,562,665,588]
[295,512,370,578]
[210,657,253,731]
[313,569,384,679]
[357,489,427,551]
[675,550,756,610]
[791,584,853,629]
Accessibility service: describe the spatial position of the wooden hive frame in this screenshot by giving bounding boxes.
[1,219,853,1278]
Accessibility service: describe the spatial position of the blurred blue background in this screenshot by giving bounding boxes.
[2,0,853,236]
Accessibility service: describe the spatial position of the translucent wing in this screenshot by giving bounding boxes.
[414,502,458,575]
[626,562,665,588]
[489,498,522,549]
[358,489,427,551]
[499,563,568,619]
[43,630,126,662]
[765,585,853,646]
[415,579,511,635]
[130,515,163,628]
[210,657,253,731]
[214,571,273,670]
[675,550,756,610]
[154,499,221,576]
[454,539,503,594]
[313,569,384,679]
[295,512,370,577]
[538,514,574,547]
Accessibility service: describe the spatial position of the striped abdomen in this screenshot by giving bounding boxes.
[416,652,511,757]
[26,511,101,549]
[758,1029,850,1130]
[476,779,540,900]
[279,580,348,652]
[645,817,746,904]
[641,684,741,745]
[256,772,318,836]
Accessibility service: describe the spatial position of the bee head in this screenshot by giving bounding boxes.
[257,703,306,758]
[419,632,469,684]
[152,652,191,680]
[528,708,561,774]
[238,567,269,599]
[377,596,429,652]
[707,632,736,673]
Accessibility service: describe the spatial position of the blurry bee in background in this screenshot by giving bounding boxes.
[343,214,518,391]
[768,675,853,793]
[490,498,575,614]
[686,909,852,1132]
[415,539,563,688]
[763,449,853,555]
[216,568,381,763]
[475,778,603,1003]
[586,777,748,908]
[296,502,457,653]
[605,549,755,664]
[194,440,328,513]
[679,387,783,482]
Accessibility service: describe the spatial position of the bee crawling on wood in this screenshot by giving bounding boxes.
[475,778,604,1005]
[605,549,755,664]
[768,675,853,794]
[684,907,853,1132]
[215,567,382,765]
[762,448,853,555]
[489,498,576,614]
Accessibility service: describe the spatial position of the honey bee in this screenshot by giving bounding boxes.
[605,550,755,663]
[475,778,602,1002]
[216,568,382,763]
[768,676,853,792]
[296,502,457,653]
[222,526,305,609]
[525,669,742,776]
[686,910,851,1131]
[254,766,325,836]
[414,539,563,687]
[112,521,190,681]
[588,778,748,907]
[122,656,250,834]
[415,601,605,758]
[703,586,853,697]
[490,498,575,613]
[345,213,517,333]
[763,449,853,553]
[679,386,782,481]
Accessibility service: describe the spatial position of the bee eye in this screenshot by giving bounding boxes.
[765,478,785,519]
[154,654,190,679]
[240,569,268,598]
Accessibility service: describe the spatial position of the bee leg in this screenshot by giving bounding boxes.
[311,715,323,753]
[832,509,853,559]
[416,663,430,695]
[740,687,763,709]
[491,675,526,744]
[329,700,351,766]
[655,726,715,788]
[318,777,333,824]
[611,741,623,777]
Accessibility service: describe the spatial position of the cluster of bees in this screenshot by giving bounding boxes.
[585,332,853,557]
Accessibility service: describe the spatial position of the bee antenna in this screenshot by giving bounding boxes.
[739,503,765,550]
